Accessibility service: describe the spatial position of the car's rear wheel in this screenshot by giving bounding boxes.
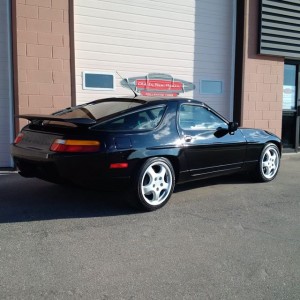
[254,143,280,182]
[132,157,175,211]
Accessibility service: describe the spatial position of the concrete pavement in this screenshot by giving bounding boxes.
[0,154,299,299]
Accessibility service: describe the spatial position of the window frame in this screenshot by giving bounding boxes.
[82,71,115,91]
[200,80,223,95]
[177,103,228,132]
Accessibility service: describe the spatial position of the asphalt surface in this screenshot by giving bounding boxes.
[0,154,299,300]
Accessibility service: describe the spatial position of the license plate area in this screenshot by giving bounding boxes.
[21,130,62,150]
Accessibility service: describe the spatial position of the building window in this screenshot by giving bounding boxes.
[200,80,223,95]
[82,72,115,90]
[283,65,296,110]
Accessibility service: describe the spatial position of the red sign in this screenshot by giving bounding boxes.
[136,79,183,91]
[120,73,195,97]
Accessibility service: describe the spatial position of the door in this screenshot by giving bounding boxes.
[178,103,246,178]
[0,0,14,167]
[282,64,297,149]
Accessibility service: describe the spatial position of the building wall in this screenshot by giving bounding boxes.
[11,0,285,138]
[14,0,72,130]
[241,0,284,137]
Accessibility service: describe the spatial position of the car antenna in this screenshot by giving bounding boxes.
[116,71,138,98]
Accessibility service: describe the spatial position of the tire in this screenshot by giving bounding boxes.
[132,157,175,211]
[254,143,280,182]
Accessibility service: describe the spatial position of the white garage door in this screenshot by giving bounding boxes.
[74,0,236,119]
[0,0,13,168]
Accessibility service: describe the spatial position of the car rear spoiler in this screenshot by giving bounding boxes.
[16,114,96,127]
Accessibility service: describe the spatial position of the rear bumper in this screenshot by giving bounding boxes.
[11,144,132,187]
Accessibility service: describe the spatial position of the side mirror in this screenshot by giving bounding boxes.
[228,121,239,134]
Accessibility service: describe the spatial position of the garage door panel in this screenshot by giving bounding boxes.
[79,0,196,12]
[75,34,195,54]
[93,0,195,15]
[75,4,195,26]
[75,27,195,46]
[75,50,194,68]
[75,16,194,38]
[75,12,194,32]
[76,42,194,60]
[76,65,193,77]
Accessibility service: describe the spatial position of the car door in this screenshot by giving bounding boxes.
[178,103,247,178]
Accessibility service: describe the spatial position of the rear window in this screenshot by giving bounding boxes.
[54,99,144,120]
[94,106,166,131]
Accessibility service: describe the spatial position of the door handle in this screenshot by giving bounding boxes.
[184,135,192,142]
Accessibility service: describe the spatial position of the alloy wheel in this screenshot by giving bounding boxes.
[140,161,173,206]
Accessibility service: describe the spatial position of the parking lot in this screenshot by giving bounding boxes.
[0,154,299,299]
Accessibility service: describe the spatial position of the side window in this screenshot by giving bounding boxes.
[179,104,227,130]
[94,106,165,131]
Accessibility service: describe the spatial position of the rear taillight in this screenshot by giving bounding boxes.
[50,139,100,153]
[14,133,24,144]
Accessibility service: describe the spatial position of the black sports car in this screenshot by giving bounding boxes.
[11,97,281,211]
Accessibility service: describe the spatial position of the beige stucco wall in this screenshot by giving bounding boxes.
[14,0,72,129]
[241,0,284,137]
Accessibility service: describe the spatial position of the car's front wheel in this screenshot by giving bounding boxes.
[133,157,175,211]
[254,143,280,182]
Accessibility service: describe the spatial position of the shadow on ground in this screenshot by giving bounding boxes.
[0,173,251,224]
[0,174,139,224]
